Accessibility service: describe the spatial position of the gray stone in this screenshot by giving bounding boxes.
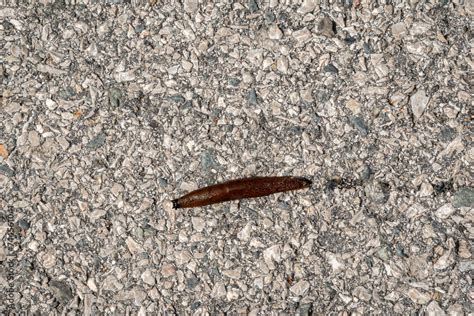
[187,277,200,289]
[350,116,369,136]
[265,11,276,24]
[458,261,473,272]
[438,126,456,142]
[141,269,156,286]
[298,0,317,14]
[201,150,218,170]
[49,280,73,304]
[170,95,185,103]
[87,132,106,150]
[410,89,430,120]
[435,204,455,220]
[228,78,241,87]
[365,180,390,204]
[425,301,446,316]
[17,218,30,230]
[0,164,15,177]
[452,187,474,208]
[268,24,283,40]
[290,280,310,296]
[248,88,258,105]
[109,88,122,107]
[277,56,289,73]
[248,0,259,13]
[211,282,226,298]
[183,0,198,13]
[353,286,372,301]
[324,63,338,74]
[318,17,336,37]
[391,22,407,39]
[406,288,431,304]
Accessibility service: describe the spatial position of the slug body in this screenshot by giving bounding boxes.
[172,176,311,209]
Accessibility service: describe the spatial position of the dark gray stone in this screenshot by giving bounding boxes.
[17,218,30,230]
[248,0,259,12]
[265,11,276,24]
[359,164,372,181]
[228,78,241,87]
[187,277,200,289]
[248,88,258,105]
[201,150,218,170]
[58,86,76,100]
[158,177,168,187]
[438,126,456,142]
[49,280,73,304]
[0,164,14,177]
[363,42,372,54]
[318,17,336,37]
[109,88,122,107]
[344,36,357,44]
[170,95,185,103]
[324,63,339,74]
[350,116,369,135]
[452,187,474,208]
[365,180,390,204]
[87,132,106,150]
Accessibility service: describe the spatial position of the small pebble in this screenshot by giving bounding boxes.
[324,63,339,74]
[248,88,258,105]
[452,187,474,208]
[49,280,73,304]
[87,132,106,150]
[318,17,336,37]
[410,89,430,120]
[247,0,259,13]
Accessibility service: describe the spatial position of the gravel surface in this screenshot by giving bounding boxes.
[1,1,473,315]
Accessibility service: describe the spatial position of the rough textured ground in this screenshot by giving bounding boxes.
[1,1,473,315]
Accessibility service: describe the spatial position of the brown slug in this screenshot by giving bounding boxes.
[172,176,311,209]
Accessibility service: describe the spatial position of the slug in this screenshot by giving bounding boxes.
[172,176,311,209]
